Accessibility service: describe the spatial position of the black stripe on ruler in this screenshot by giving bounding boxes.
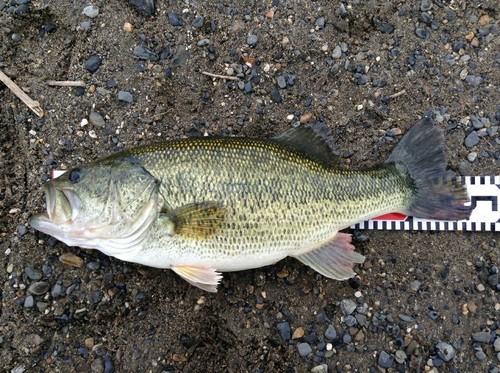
[417,221,422,231]
[470,176,475,185]
[426,221,432,230]
[491,222,496,231]
[382,221,387,230]
[490,175,494,184]
[462,221,467,231]
[479,176,485,184]
[480,222,485,231]
[471,222,476,231]
[444,221,449,231]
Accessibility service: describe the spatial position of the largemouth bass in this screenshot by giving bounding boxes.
[30,118,471,292]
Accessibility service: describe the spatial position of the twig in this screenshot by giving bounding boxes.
[46,80,86,87]
[387,89,406,99]
[201,71,240,81]
[0,68,44,117]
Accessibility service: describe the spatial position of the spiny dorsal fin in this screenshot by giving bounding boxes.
[162,201,226,239]
[272,125,337,167]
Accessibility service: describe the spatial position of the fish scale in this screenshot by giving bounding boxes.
[30,118,471,292]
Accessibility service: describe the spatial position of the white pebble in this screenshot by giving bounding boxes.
[83,5,99,18]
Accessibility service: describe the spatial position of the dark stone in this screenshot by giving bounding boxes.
[378,351,394,368]
[276,322,291,340]
[192,16,204,29]
[373,18,394,33]
[270,86,282,104]
[129,0,154,16]
[415,28,427,39]
[168,12,183,26]
[133,46,159,61]
[84,55,102,73]
[464,131,480,148]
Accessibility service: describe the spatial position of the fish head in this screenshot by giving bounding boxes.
[29,158,160,254]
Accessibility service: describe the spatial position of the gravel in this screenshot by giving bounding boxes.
[378,351,394,368]
[436,342,456,361]
[118,90,133,103]
[464,131,480,148]
[297,342,312,357]
[84,55,102,73]
[82,5,99,18]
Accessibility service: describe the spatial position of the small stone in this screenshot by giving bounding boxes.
[84,55,102,74]
[410,280,421,291]
[311,364,328,373]
[426,310,439,320]
[168,12,183,26]
[436,342,455,362]
[415,28,427,39]
[464,131,480,148]
[269,86,282,104]
[59,252,84,268]
[372,18,394,33]
[465,74,483,88]
[292,327,305,339]
[51,283,62,298]
[467,301,478,313]
[398,314,414,322]
[474,347,487,361]
[11,33,21,42]
[467,152,478,162]
[85,337,95,348]
[27,281,50,295]
[300,112,313,124]
[324,325,337,341]
[276,322,291,340]
[378,351,394,368]
[476,283,485,292]
[24,295,34,308]
[118,91,133,103]
[133,46,159,61]
[494,337,500,352]
[297,342,312,357]
[472,331,491,343]
[129,0,155,16]
[354,330,365,343]
[192,16,204,29]
[82,5,99,18]
[123,22,133,32]
[395,350,407,364]
[315,16,325,29]
[25,267,42,280]
[344,315,357,327]
[247,34,258,47]
[340,299,356,315]
[89,111,105,128]
[276,75,287,89]
[332,45,342,59]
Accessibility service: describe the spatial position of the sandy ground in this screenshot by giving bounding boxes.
[1,0,498,372]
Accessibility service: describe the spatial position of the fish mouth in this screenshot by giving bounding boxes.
[30,182,82,227]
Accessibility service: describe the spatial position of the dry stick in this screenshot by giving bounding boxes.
[387,89,406,99]
[46,80,86,87]
[0,69,44,117]
[201,71,240,81]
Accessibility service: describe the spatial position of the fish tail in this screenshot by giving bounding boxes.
[386,117,471,220]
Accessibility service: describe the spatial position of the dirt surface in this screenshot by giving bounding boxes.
[1,0,499,372]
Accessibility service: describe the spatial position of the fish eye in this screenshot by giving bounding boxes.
[69,168,81,183]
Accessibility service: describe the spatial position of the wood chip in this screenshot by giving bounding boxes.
[59,252,84,268]
[172,353,188,363]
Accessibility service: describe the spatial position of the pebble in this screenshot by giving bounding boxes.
[465,74,483,88]
[276,75,287,89]
[344,315,357,327]
[467,152,478,162]
[118,90,133,103]
[415,28,427,39]
[311,364,328,373]
[315,17,325,29]
[472,331,491,343]
[378,351,394,368]
[24,295,34,308]
[398,313,414,322]
[474,346,487,361]
[27,281,50,295]
[464,131,480,148]
[25,267,42,280]
[269,86,282,104]
[82,5,99,18]
[436,342,455,361]
[11,33,21,42]
[494,337,500,352]
[59,252,84,268]
[192,16,204,29]
[247,34,258,47]
[297,342,312,357]
[168,12,183,26]
[395,350,407,364]
[129,0,155,16]
[84,55,102,74]
[410,280,421,291]
[89,111,105,128]
[292,327,305,340]
[332,45,342,59]
[340,299,356,315]
[276,322,291,340]
[324,325,337,340]
[427,310,439,320]
[51,283,62,298]
[133,46,158,61]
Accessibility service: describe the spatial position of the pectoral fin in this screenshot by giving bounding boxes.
[294,233,365,280]
[162,201,226,239]
[172,265,223,292]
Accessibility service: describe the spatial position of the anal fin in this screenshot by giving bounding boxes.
[294,233,365,280]
[172,265,223,293]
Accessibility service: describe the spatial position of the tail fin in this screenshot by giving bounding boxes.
[386,117,471,220]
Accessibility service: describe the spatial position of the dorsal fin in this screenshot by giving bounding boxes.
[271,125,337,168]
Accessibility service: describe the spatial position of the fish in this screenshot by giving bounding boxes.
[29,118,471,292]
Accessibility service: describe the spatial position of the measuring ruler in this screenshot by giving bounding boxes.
[51,171,498,232]
[352,176,500,232]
